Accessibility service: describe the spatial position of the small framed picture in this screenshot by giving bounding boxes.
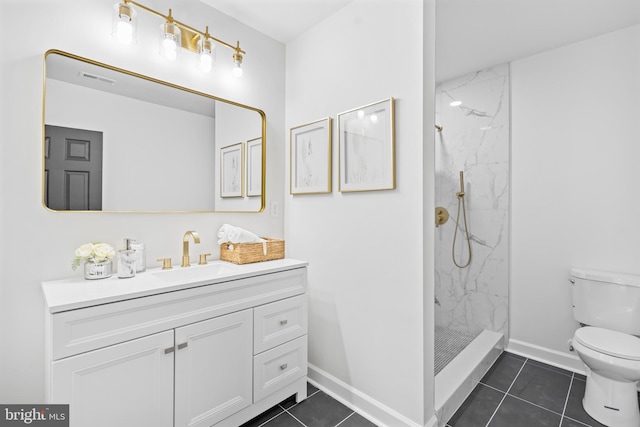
[220,142,244,198]
[338,98,395,192]
[246,137,262,197]
[290,117,332,194]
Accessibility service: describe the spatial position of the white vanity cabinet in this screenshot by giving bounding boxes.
[42,259,308,427]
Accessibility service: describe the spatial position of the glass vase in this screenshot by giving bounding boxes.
[84,259,113,280]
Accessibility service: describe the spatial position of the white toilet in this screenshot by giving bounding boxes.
[570,268,640,427]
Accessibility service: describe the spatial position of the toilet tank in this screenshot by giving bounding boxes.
[571,268,640,335]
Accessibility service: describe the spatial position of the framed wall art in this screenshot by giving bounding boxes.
[338,98,395,192]
[290,117,332,194]
[246,137,262,197]
[220,142,244,198]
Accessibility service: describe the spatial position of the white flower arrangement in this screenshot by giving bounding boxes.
[72,242,116,270]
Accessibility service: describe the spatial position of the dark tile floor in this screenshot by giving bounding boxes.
[446,352,608,427]
[241,382,378,427]
[243,352,622,427]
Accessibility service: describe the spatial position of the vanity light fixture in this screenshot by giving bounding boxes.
[159,9,181,61]
[197,27,215,73]
[111,0,246,77]
[112,1,137,44]
[232,48,243,77]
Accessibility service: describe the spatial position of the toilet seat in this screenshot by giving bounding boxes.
[574,326,640,360]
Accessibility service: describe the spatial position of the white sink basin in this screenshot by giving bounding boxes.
[152,261,240,283]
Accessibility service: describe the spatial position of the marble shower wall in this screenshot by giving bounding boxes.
[434,64,510,339]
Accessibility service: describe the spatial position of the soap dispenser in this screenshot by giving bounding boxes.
[118,238,137,279]
[130,239,146,272]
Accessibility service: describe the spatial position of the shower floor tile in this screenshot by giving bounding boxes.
[446,352,611,427]
[435,326,479,375]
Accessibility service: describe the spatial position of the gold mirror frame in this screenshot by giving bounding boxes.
[42,49,266,213]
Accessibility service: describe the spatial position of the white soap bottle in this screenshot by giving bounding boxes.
[130,240,146,273]
[118,238,136,279]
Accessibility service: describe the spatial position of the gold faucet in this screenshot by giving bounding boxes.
[182,231,201,267]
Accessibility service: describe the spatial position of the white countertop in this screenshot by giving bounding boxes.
[42,258,308,313]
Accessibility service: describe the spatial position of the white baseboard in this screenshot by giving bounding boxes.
[507,338,586,375]
[307,363,431,427]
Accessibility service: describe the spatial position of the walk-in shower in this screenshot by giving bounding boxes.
[434,64,510,422]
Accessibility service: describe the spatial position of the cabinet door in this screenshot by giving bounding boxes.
[51,330,174,427]
[174,309,253,427]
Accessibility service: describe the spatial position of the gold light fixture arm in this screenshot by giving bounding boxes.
[122,0,246,55]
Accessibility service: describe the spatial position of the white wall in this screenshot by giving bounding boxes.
[285,0,435,425]
[0,0,285,402]
[510,24,640,367]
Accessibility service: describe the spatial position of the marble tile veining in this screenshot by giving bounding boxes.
[435,63,510,342]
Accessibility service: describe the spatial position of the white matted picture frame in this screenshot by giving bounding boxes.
[338,98,395,192]
[220,142,244,198]
[246,137,262,197]
[290,117,332,195]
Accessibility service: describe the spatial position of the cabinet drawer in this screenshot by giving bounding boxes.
[254,295,307,354]
[253,336,307,403]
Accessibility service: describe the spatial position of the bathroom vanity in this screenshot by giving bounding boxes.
[42,259,308,427]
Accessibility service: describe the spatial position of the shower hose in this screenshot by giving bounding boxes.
[452,179,472,268]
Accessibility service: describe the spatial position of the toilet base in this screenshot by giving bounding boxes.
[583,371,640,427]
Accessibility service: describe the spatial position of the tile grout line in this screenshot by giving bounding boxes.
[280,389,323,427]
[558,374,575,426]
[285,410,308,427]
[484,357,529,427]
[506,390,566,416]
[255,388,322,427]
[335,412,356,427]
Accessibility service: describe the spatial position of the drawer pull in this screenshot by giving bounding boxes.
[280,319,288,325]
[280,363,288,370]
[164,347,175,354]
[177,342,188,350]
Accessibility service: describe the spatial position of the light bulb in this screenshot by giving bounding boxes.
[112,2,137,44]
[162,37,177,60]
[116,21,133,44]
[197,37,215,73]
[199,54,213,72]
[163,37,177,51]
[159,20,180,60]
[232,61,243,77]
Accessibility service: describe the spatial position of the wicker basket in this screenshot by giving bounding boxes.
[220,238,285,265]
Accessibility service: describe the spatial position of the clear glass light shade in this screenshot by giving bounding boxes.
[159,22,181,60]
[112,2,137,44]
[232,55,243,78]
[197,38,215,73]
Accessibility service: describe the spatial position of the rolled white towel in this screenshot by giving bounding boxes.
[217,224,265,245]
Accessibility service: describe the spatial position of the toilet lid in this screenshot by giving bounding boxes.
[574,327,640,360]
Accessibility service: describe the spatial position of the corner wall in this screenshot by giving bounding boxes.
[0,0,285,402]
[285,0,435,425]
[510,24,640,369]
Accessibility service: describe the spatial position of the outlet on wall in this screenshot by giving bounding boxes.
[270,201,280,217]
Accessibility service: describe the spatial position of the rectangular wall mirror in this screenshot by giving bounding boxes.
[43,50,265,213]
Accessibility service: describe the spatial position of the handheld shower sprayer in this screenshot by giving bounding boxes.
[457,171,465,197]
[452,170,471,268]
